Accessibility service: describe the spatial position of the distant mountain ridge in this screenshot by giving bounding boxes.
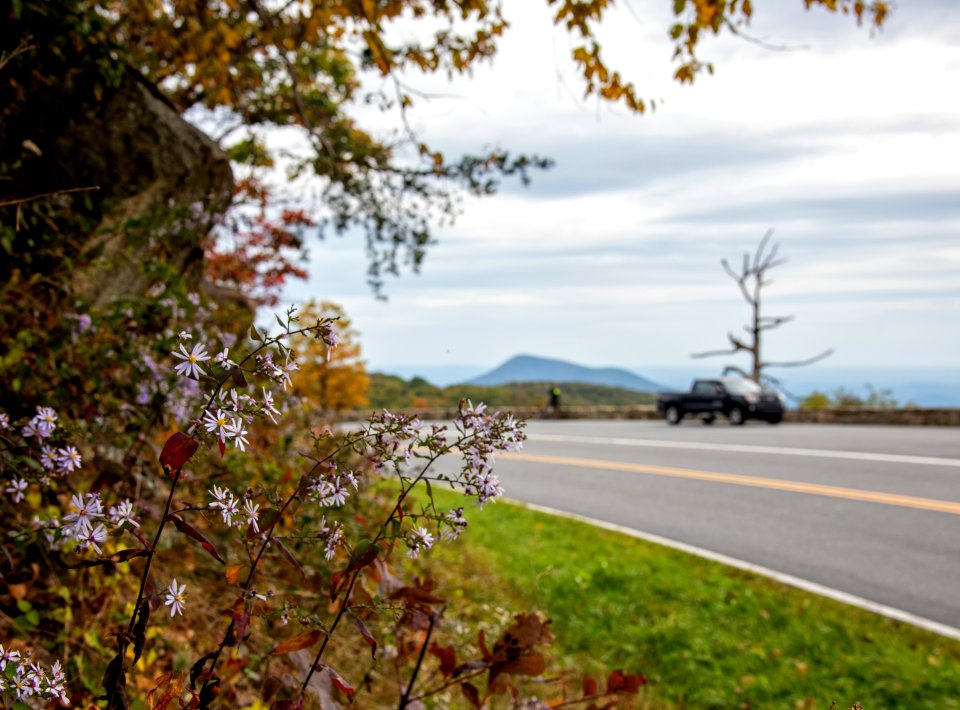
[465,354,664,392]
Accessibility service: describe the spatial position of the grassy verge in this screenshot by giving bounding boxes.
[421,487,960,709]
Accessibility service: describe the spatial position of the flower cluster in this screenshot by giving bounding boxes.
[306,463,359,508]
[455,401,525,507]
[208,485,260,530]
[1,406,85,505]
[316,515,344,560]
[21,406,58,440]
[406,526,436,559]
[363,410,424,472]
[0,645,68,705]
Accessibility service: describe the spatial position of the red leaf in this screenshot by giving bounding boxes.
[347,610,377,660]
[218,437,226,458]
[461,682,481,708]
[330,541,378,600]
[159,432,199,473]
[582,675,598,697]
[606,669,647,694]
[478,629,491,662]
[233,597,250,643]
[429,642,457,678]
[165,514,225,564]
[323,666,355,698]
[345,540,378,573]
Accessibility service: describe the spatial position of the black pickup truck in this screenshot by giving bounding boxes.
[656,377,784,425]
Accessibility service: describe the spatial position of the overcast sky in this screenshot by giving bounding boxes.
[280,1,960,382]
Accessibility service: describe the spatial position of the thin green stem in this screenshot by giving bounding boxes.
[199,431,369,702]
[297,434,470,696]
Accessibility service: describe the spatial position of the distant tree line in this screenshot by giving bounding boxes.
[368,374,655,411]
[799,385,907,410]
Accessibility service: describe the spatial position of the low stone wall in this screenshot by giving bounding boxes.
[338,405,960,426]
[784,408,960,426]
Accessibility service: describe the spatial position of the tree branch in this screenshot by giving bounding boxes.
[757,315,794,330]
[762,348,834,369]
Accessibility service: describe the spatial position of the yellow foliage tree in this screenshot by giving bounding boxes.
[291,301,370,413]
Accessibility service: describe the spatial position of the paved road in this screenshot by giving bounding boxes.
[489,420,960,630]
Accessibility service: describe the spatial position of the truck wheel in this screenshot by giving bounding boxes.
[701,414,716,425]
[665,406,682,425]
[728,407,745,426]
[767,414,783,425]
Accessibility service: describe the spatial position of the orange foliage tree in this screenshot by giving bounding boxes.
[291,301,371,413]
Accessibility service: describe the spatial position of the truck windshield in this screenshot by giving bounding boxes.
[724,379,763,395]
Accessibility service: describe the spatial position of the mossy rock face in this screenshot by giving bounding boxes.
[1,3,233,305]
[61,75,234,306]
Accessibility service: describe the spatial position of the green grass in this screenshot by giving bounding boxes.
[421,488,960,709]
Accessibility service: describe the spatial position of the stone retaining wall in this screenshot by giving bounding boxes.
[339,406,960,426]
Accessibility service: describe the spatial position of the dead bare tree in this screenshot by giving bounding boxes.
[691,230,833,387]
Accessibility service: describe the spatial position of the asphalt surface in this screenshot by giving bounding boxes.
[489,420,960,629]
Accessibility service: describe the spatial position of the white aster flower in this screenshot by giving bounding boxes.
[172,342,211,379]
[82,523,108,555]
[243,499,260,532]
[209,484,231,509]
[261,387,281,423]
[220,496,240,527]
[63,492,103,537]
[33,406,58,436]
[109,499,140,528]
[227,419,249,451]
[0,644,21,670]
[5,478,28,503]
[407,526,436,560]
[203,408,232,440]
[214,347,235,368]
[40,445,58,471]
[163,578,187,617]
[57,445,82,473]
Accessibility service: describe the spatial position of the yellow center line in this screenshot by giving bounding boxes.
[500,452,960,516]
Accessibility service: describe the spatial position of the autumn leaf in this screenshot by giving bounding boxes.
[159,432,199,474]
[132,603,150,664]
[64,548,149,569]
[233,596,250,643]
[322,665,355,698]
[606,669,647,694]
[461,682,481,708]
[349,609,378,660]
[429,642,457,678]
[269,629,322,655]
[165,513,225,564]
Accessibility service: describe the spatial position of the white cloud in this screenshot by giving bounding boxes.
[279,1,960,375]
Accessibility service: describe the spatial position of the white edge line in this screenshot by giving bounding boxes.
[526,433,960,468]
[506,498,960,642]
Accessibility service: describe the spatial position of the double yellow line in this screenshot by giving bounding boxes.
[501,452,960,516]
